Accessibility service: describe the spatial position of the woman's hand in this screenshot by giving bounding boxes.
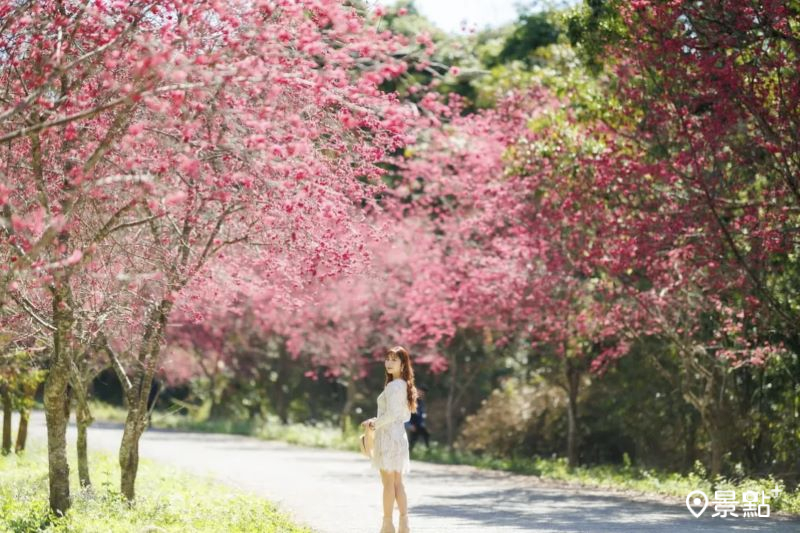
[361,417,376,429]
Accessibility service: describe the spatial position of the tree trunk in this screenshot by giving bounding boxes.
[565,356,581,469]
[683,410,699,471]
[16,377,39,454]
[207,373,225,420]
[277,345,290,424]
[277,387,289,424]
[340,377,356,433]
[44,371,71,514]
[118,298,172,501]
[69,362,95,489]
[15,409,29,454]
[45,283,75,514]
[119,410,143,501]
[263,343,290,424]
[76,401,93,488]
[1,386,11,455]
[708,418,725,477]
[445,351,458,453]
[684,354,727,478]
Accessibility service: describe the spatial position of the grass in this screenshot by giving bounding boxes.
[87,400,356,447]
[86,400,800,517]
[0,439,311,533]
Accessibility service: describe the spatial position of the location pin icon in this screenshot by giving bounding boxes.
[686,490,708,518]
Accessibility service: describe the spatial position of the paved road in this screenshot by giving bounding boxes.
[25,412,799,533]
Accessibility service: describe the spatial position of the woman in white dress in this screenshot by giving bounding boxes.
[361,346,418,533]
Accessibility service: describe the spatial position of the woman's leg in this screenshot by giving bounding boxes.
[379,469,396,518]
[392,471,408,515]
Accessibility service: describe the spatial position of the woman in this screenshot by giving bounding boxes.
[362,346,418,533]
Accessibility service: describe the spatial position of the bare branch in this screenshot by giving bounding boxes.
[100,333,133,393]
[7,291,56,332]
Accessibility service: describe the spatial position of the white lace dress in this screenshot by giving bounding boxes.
[370,378,412,474]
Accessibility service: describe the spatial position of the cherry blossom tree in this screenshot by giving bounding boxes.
[563,0,799,473]
[1,0,427,510]
[386,94,552,448]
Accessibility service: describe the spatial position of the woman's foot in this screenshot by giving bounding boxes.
[380,515,396,533]
[398,513,410,533]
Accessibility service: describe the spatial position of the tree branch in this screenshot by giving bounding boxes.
[100,333,133,393]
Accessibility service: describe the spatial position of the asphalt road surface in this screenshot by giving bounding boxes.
[25,412,800,533]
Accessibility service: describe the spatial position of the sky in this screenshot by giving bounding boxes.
[373,0,527,34]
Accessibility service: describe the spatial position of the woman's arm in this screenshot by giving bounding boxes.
[373,382,407,430]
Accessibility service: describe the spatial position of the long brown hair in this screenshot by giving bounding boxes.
[384,346,418,413]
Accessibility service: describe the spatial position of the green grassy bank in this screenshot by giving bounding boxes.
[0,439,310,533]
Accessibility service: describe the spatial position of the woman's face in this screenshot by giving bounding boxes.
[385,352,402,376]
